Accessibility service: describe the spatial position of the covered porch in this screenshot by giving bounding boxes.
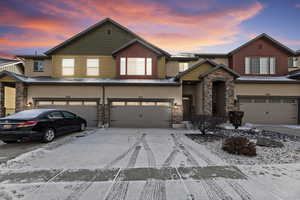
[176,60,239,121]
[0,71,28,117]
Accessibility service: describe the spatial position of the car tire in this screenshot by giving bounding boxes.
[42,128,55,143]
[2,140,17,144]
[80,123,86,131]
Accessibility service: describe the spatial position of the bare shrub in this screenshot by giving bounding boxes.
[222,137,256,156]
[191,115,227,134]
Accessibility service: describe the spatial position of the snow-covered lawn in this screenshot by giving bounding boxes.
[0,128,299,200]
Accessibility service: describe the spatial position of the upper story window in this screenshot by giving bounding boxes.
[179,63,189,72]
[87,59,99,76]
[62,58,74,76]
[120,57,152,76]
[288,57,298,68]
[33,61,44,72]
[245,57,276,75]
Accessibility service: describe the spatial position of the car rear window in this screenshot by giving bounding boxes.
[3,110,46,119]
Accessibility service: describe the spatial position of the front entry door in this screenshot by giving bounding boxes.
[183,96,192,121]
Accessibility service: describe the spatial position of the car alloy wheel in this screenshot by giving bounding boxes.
[80,123,86,131]
[43,129,55,143]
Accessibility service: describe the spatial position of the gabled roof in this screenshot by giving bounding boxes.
[45,18,170,57]
[0,58,22,67]
[175,59,239,80]
[228,33,295,56]
[112,39,162,56]
[16,54,50,59]
[0,70,27,82]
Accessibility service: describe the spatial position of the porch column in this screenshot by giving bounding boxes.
[0,82,5,117]
[202,78,213,115]
[225,79,236,112]
[15,82,27,112]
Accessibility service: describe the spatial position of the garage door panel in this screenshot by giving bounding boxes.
[240,97,298,125]
[38,103,98,127]
[110,103,171,128]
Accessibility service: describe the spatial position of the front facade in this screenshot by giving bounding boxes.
[0,18,299,127]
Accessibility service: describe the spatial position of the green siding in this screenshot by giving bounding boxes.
[54,22,136,55]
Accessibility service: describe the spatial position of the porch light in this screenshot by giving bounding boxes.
[26,102,33,107]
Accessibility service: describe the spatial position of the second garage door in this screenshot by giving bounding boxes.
[239,97,298,125]
[110,100,171,128]
[36,100,98,127]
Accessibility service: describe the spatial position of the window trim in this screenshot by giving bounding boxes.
[245,56,276,75]
[62,58,75,76]
[86,58,100,76]
[179,62,189,72]
[33,60,45,72]
[119,57,153,77]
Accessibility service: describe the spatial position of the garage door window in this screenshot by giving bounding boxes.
[142,102,156,106]
[157,102,170,107]
[84,101,97,105]
[127,102,140,106]
[283,99,296,104]
[53,101,67,105]
[269,99,281,103]
[38,101,52,105]
[254,99,266,103]
[112,102,126,106]
[68,101,83,105]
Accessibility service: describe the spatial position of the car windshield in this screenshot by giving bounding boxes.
[2,109,46,119]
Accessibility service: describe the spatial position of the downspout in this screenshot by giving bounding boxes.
[102,84,105,127]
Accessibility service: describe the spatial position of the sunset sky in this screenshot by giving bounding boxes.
[1,0,300,58]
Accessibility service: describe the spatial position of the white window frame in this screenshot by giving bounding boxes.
[179,63,189,72]
[62,58,75,76]
[245,57,276,75]
[120,57,152,76]
[86,59,99,76]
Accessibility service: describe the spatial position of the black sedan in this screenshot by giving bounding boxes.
[0,109,87,143]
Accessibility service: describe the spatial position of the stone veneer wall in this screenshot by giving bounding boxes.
[202,69,236,115]
[0,83,5,117]
[15,82,28,112]
[172,105,183,124]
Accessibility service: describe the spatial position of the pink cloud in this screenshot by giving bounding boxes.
[0,0,264,53]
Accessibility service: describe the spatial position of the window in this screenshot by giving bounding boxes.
[33,61,44,72]
[62,59,74,76]
[48,111,63,119]
[119,57,152,76]
[62,111,76,118]
[245,57,276,74]
[288,57,298,68]
[87,59,99,76]
[179,63,189,72]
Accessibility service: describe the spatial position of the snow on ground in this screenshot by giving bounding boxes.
[0,128,300,200]
[202,138,300,165]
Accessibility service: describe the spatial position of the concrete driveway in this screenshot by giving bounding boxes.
[0,128,299,200]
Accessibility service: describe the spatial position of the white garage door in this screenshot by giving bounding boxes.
[36,100,98,127]
[239,97,298,125]
[110,101,171,128]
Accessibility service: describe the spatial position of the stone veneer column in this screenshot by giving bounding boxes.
[15,82,27,112]
[202,69,237,116]
[0,82,5,117]
[172,104,183,124]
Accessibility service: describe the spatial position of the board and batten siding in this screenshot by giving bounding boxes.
[51,23,135,55]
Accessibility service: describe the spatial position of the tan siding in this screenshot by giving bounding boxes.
[27,85,103,103]
[27,85,182,105]
[105,85,182,105]
[157,56,166,78]
[235,83,300,97]
[52,55,116,78]
[24,59,52,77]
[166,61,179,77]
[181,63,213,81]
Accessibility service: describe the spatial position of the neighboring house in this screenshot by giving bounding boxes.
[0,18,299,127]
[0,58,24,115]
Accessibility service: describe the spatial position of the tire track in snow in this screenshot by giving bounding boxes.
[180,134,255,200]
[104,145,142,200]
[64,134,145,200]
[139,135,166,200]
[172,134,234,200]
